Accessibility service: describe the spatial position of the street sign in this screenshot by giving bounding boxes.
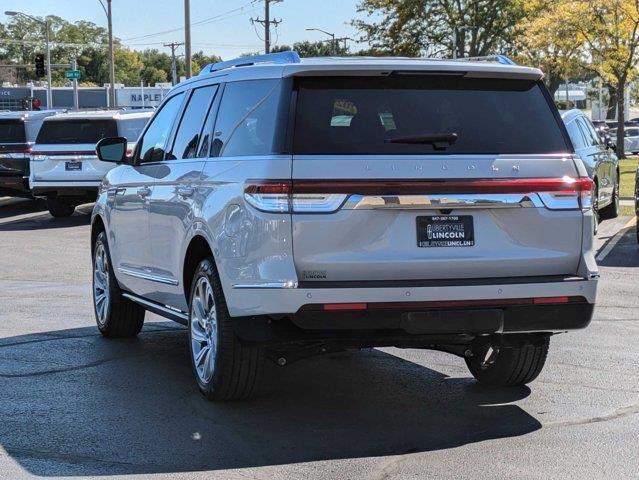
[64,70,81,80]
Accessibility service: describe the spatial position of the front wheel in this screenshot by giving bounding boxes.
[465,337,550,387]
[46,197,76,218]
[188,258,264,401]
[92,231,145,337]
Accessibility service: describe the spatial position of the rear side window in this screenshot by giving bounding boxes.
[167,85,218,160]
[212,79,280,157]
[293,76,569,155]
[565,119,587,150]
[0,120,26,143]
[578,117,600,146]
[36,119,117,144]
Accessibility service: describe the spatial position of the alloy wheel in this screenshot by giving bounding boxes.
[190,276,218,383]
[93,243,110,326]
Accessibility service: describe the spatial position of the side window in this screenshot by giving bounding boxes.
[581,117,601,146]
[211,79,280,157]
[167,85,218,160]
[565,119,587,150]
[136,93,184,164]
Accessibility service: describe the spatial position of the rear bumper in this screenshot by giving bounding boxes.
[31,181,99,199]
[225,276,597,333]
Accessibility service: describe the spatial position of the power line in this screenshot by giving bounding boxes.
[122,2,258,42]
[250,0,282,54]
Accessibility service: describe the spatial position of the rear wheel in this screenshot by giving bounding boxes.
[92,231,145,337]
[188,258,264,401]
[46,197,76,218]
[600,181,619,219]
[465,337,550,387]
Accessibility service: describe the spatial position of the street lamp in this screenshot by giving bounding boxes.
[5,10,52,108]
[97,0,116,108]
[306,27,336,55]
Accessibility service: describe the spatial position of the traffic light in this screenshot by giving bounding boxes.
[35,54,45,78]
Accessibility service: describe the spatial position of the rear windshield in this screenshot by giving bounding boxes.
[36,119,118,144]
[0,120,26,144]
[293,76,569,155]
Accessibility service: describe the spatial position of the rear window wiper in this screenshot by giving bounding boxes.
[385,132,458,150]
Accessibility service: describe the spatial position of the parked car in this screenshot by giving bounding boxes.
[30,110,152,217]
[0,110,58,197]
[91,52,598,400]
[562,110,619,230]
[609,127,639,154]
[591,120,609,135]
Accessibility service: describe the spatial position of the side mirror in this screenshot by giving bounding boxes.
[96,137,129,163]
[604,135,617,152]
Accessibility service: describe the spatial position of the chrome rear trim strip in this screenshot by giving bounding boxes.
[341,193,543,210]
[118,267,179,286]
[233,281,298,289]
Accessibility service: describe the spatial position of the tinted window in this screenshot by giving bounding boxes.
[626,128,639,137]
[294,76,569,155]
[118,117,151,141]
[168,85,218,160]
[0,120,26,143]
[565,119,587,150]
[579,117,601,146]
[36,119,117,144]
[212,79,280,157]
[137,93,184,163]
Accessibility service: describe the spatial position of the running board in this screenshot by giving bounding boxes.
[122,292,188,325]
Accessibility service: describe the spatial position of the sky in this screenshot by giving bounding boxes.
[1,0,369,60]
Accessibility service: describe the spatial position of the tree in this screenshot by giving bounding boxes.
[272,40,349,57]
[514,0,585,96]
[352,0,524,57]
[564,0,639,157]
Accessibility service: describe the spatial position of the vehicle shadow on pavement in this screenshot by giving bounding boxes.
[0,198,46,220]
[0,210,91,231]
[597,227,639,267]
[0,322,540,476]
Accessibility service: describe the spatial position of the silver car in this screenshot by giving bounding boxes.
[562,110,619,229]
[91,52,598,400]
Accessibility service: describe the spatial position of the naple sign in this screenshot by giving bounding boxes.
[116,87,168,108]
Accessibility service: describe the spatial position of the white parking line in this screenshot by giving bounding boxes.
[0,210,50,226]
[596,216,636,262]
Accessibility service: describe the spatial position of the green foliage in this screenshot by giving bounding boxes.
[352,0,524,57]
[271,40,349,57]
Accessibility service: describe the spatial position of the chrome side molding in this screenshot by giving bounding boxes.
[118,267,179,286]
[232,281,298,289]
[122,292,188,325]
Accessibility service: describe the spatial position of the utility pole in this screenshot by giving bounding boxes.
[107,0,115,108]
[184,0,192,78]
[164,42,184,86]
[251,0,282,54]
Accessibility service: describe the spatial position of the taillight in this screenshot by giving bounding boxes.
[244,180,347,213]
[244,177,594,213]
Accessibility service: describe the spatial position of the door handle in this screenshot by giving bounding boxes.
[177,186,195,198]
[137,186,151,198]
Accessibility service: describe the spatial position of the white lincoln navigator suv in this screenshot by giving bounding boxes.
[91,52,598,400]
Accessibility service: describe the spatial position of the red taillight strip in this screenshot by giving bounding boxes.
[246,178,593,196]
[313,296,584,312]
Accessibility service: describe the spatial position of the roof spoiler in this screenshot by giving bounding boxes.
[200,51,301,75]
[452,54,517,66]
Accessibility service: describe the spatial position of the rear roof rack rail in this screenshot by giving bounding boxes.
[453,54,517,66]
[201,51,301,75]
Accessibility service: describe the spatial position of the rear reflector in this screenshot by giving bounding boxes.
[313,296,584,312]
[244,177,594,213]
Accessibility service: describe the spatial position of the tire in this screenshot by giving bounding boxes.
[46,197,76,218]
[600,181,619,219]
[188,258,264,401]
[465,337,550,387]
[92,231,145,338]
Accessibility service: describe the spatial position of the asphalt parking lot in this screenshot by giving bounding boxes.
[0,197,638,480]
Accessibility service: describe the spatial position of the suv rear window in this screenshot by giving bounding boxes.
[36,119,118,144]
[0,120,26,144]
[293,76,569,155]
